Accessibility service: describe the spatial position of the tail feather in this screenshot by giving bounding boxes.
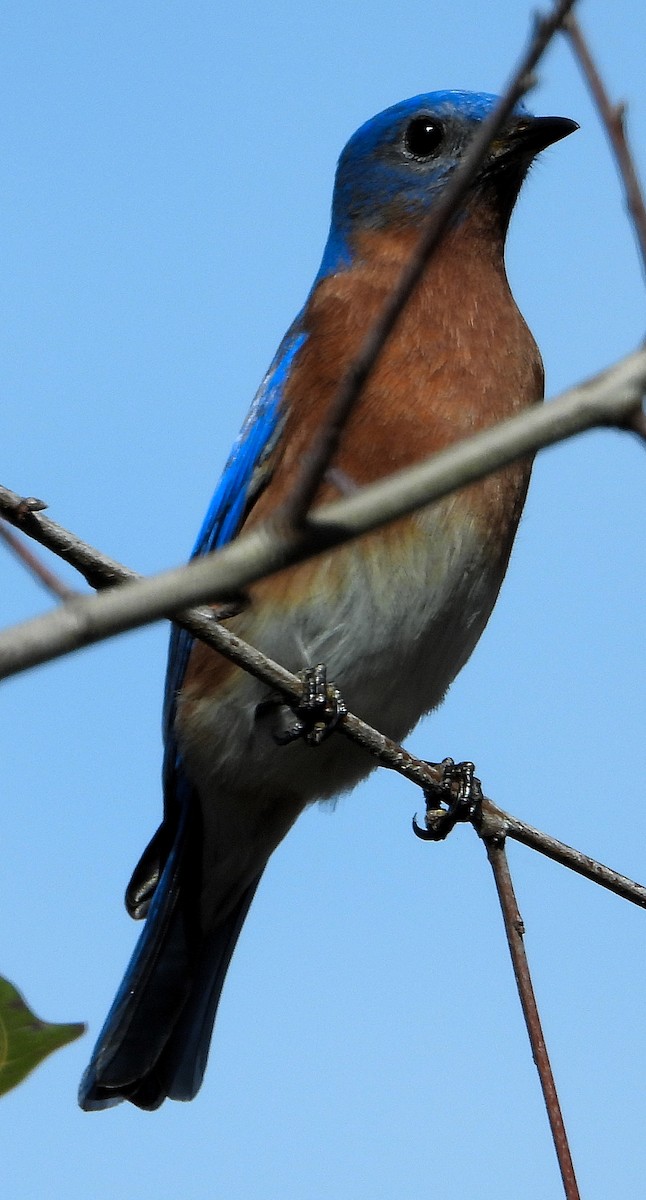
[79,807,260,1111]
[132,878,260,1108]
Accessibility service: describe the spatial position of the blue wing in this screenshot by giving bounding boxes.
[79,321,309,1109]
[123,317,308,915]
[162,323,307,795]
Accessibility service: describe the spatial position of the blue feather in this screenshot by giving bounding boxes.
[162,323,307,758]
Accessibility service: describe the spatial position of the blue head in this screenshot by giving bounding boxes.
[318,91,576,277]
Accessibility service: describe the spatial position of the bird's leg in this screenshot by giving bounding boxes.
[413,757,482,841]
[266,663,347,747]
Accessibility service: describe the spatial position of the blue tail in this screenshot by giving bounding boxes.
[79,807,260,1110]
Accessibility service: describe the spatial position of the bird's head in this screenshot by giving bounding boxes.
[319,91,577,276]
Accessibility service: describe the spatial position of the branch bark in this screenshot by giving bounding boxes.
[479,801,646,910]
[0,520,78,601]
[565,12,646,283]
[484,834,581,1200]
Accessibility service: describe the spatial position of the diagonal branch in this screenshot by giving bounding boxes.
[281,0,580,523]
[565,12,646,283]
[0,347,644,682]
[479,800,646,910]
[484,832,581,1200]
[0,520,79,601]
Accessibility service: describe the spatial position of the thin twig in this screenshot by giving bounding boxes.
[281,0,579,524]
[483,833,581,1200]
[565,12,646,283]
[0,347,644,682]
[480,800,646,909]
[0,519,79,601]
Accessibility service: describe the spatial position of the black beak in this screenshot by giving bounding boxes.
[480,114,578,230]
[511,115,579,155]
[487,114,579,176]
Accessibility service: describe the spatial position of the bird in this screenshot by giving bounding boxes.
[79,91,576,1110]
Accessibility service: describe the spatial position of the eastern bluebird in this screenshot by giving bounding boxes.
[80,91,576,1109]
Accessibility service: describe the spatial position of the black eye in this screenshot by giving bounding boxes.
[403,116,444,160]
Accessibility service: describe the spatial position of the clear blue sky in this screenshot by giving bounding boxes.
[1,2,645,1197]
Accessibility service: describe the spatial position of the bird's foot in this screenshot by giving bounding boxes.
[274,663,347,747]
[413,757,482,841]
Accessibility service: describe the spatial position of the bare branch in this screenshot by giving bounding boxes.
[0,496,134,592]
[281,0,580,524]
[0,348,643,682]
[479,800,646,909]
[0,520,79,601]
[483,833,581,1200]
[565,13,646,283]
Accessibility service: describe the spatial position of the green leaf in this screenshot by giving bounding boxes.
[0,976,85,1097]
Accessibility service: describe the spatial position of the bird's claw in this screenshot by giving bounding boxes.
[412,757,482,841]
[274,664,347,747]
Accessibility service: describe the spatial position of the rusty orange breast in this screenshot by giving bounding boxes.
[182,208,544,704]
[253,208,543,536]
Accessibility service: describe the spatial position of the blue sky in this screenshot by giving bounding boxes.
[1,2,645,1197]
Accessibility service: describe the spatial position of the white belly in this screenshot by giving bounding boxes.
[178,499,501,809]
[175,498,506,926]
